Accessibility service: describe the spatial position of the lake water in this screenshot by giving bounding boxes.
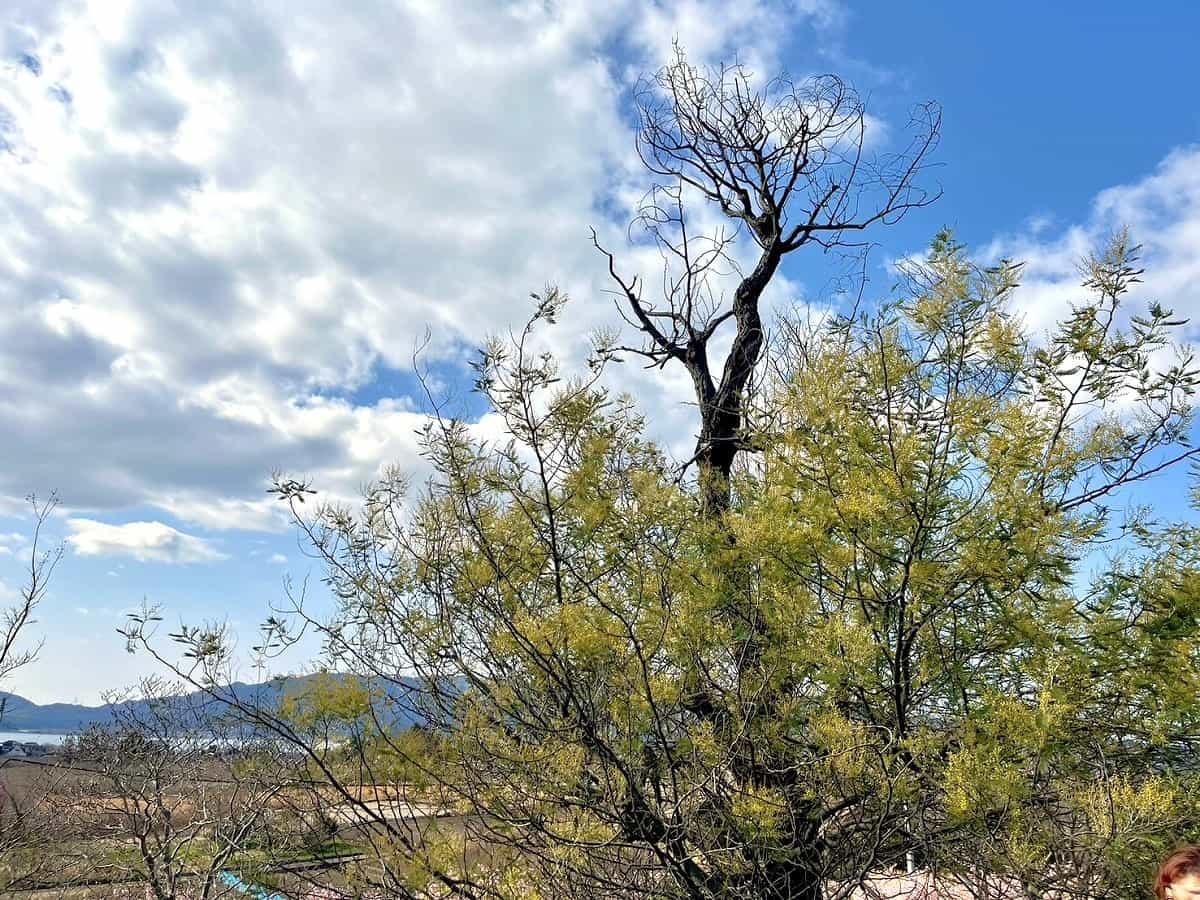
[0,731,67,745]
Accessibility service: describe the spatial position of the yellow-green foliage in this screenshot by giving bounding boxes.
[944,744,1026,821]
[730,785,787,844]
[279,671,374,730]
[296,231,1200,899]
[1076,775,1178,838]
[404,827,470,894]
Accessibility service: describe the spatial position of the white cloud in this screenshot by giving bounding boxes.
[984,146,1200,340]
[0,0,842,535]
[65,518,226,563]
[268,553,287,565]
[627,0,841,76]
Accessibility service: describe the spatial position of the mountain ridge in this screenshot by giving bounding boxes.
[0,672,423,734]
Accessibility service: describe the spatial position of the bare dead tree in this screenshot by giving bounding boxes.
[595,49,940,515]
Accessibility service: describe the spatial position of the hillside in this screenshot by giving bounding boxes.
[0,673,424,734]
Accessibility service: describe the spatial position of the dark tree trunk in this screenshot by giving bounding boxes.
[693,245,778,519]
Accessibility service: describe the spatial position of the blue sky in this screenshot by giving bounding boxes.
[2,0,1200,703]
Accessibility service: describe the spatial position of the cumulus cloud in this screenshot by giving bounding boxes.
[0,0,847,539]
[65,518,226,563]
[627,0,841,75]
[983,146,1200,339]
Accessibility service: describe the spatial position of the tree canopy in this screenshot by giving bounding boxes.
[124,227,1200,900]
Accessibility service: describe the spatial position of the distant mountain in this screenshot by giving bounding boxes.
[0,673,426,734]
[0,691,114,733]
